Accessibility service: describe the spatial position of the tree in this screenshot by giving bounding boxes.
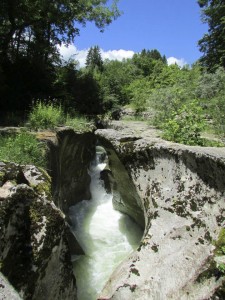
[0,0,121,113]
[86,46,104,72]
[72,70,104,115]
[198,0,225,70]
[0,0,120,64]
[132,49,167,76]
[101,58,140,108]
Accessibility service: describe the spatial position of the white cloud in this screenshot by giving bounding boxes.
[58,45,188,69]
[57,44,79,62]
[100,49,135,61]
[167,57,187,68]
[58,44,134,67]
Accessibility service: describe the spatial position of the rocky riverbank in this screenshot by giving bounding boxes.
[96,121,225,300]
[0,162,77,299]
[0,122,224,299]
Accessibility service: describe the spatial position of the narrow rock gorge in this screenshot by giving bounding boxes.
[0,122,224,299]
[96,122,225,300]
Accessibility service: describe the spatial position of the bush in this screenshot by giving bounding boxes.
[0,131,47,168]
[28,101,93,132]
[161,101,206,145]
[28,101,65,129]
[211,94,225,137]
[125,78,153,113]
[150,86,190,126]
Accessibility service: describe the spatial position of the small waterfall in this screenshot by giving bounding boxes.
[69,146,143,300]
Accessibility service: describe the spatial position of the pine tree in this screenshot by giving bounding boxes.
[86,46,104,72]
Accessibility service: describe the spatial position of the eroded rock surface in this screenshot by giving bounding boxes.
[96,121,225,300]
[0,273,22,300]
[48,128,96,213]
[0,162,77,300]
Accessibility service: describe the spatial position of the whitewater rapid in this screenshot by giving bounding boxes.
[69,146,143,300]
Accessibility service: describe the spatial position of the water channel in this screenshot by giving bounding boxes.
[69,146,143,300]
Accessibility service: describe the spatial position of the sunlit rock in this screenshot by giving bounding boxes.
[96,121,225,300]
[0,162,76,300]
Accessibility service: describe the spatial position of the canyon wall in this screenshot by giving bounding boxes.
[1,124,224,300]
[48,128,96,213]
[96,125,225,300]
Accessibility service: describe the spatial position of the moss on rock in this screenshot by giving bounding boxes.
[0,171,5,185]
[0,161,76,299]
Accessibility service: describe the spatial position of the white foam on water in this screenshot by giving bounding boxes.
[69,148,143,300]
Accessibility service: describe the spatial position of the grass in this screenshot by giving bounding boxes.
[121,115,147,122]
[0,131,47,168]
[0,102,94,170]
[28,101,94,132]
[65,114,95,132]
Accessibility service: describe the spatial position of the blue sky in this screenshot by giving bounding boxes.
[59,0,208,67]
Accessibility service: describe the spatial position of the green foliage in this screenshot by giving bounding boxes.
[217,263,225,274]
[53,60,79,106]
[28,101,93,131]
[196,67,225,99]
[198,0,225,70]
[196,67,225,137]
[125,78,153,112]
[0,0,121,112]
[0,132,46,168]
[100,58,140,109]
[161,101,206,145]
[215,228,225,256]
[214,228,225,276]
[132,49,167,76]
[152,64,183,88]
[72,70,104,114]
[0,0,120,63]
[86,46,104,72]
[150,86,190,126]
[28,101,65,129]
[212,94,225,136]
[65,114,94,132]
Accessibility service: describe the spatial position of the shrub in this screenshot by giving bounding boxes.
[0,131,47,168]
[211,94,225,137]
[161,101,206,145]
[149,86,191,127]
[28,101,65,129]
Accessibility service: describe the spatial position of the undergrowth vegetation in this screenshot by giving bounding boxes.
[0,102,94,169]
[1,50,225,147]
[28,100,93,131]
[160,101,206,145]
[28,101,65,129]
[0,131,47,168]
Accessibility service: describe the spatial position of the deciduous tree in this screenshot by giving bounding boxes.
[0,0,120,112]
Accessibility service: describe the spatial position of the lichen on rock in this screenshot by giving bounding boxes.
[0,162,77,300]
[96,121,225,300]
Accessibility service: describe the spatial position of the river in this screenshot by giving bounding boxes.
[69,146,143,300]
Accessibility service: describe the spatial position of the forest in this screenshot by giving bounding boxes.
[0,0,225,147]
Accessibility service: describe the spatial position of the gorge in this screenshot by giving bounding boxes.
[69,145,143,300]
[0,121,225,299]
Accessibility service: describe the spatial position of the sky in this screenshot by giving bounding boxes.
[59,0,208,67]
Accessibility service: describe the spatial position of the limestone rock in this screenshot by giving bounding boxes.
[48,128,96,213]
[0,162,77,300]
[0,272,22,300]
[96,121,225,300]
